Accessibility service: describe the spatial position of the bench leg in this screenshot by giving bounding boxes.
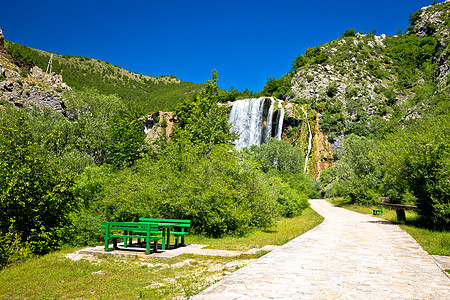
[174,236,179,248]
[104,237,110,252]
[113,237,118,249]
[181,236,185,246]
[153,239,158,253]
[166,231,170,250]
[161,229,166,250]
[145,240,151,254]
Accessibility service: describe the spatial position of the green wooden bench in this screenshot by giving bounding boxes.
[373,205,383,215]
[101,221,163,254]
[139,218,191,248]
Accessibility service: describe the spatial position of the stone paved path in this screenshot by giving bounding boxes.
[193,200,450,299]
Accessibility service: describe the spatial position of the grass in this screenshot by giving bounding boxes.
[0,208,323,299]
[0,249,247,299]
[330,198,450,256]
[188,207,324,251]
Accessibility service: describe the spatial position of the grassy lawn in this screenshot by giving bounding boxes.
[0,207,323,299]
[188,207,324,251]
[330,198,450,256]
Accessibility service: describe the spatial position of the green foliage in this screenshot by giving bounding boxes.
[258,73,294,100]
[342,29,356,37]
[385,34,436,91]
[326,84,338,98]
[290,45,329,73]
[0,227,32,270]
[74,145,278,239]
[5,41,204,113]
[19,69,28,78]
[66,89,144,168]
[332,135,382,204]
[0,109,76,254]
[174,70,237,153]
[5,41,49,67]
[376,114,450,230]
[250,137,304,174]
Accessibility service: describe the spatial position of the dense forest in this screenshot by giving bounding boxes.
[0,1,449,271]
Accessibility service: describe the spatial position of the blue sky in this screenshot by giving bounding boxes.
[1,0,444,92]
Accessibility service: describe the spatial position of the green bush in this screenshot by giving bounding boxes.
[0,227,32,270]
[377,114,450,230]
[250,137,305,174]
[0,109,76,254]
[333,134,382,204]
[342,29,356,37]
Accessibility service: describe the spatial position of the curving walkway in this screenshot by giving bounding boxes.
[193,200,450,299]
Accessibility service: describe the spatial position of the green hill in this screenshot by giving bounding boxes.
[4,41,204,113]
[261,1,449,150]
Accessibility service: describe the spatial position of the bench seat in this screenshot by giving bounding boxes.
[101,221,163,254]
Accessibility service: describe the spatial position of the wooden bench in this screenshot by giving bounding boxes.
[372,205,383,215]
[139,218,191,248]
[101,221,163,254]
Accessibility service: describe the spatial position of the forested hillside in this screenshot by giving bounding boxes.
[4,41,204,113]
[275,1,449,231]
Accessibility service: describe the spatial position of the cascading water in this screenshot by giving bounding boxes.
[301,107,312,173]
[229,97,284,149]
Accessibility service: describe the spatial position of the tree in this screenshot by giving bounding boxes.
[250,137,305,174]
[376,115,450,230]
[334,134,382,204]
[0,110,75,254]
[173,70,237,153]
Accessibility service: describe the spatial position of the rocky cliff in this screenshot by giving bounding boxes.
[284,102,334,178]
[407,0,450,92]
[0,28,69,112]
[288,0,450,153]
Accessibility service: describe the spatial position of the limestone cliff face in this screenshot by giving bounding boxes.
[0,27,4,49]
[283,103,334,178]
[0,28,69,112]
[143,111,179,144]
[407,0,450,92]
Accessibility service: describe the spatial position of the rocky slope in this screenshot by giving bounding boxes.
[287,0,449,153]
[0,29,69,112]
[407,0,450,92]
[4,38,204,113]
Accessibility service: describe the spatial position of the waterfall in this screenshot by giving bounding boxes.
[229,97,284,149]
[301,107,312,173]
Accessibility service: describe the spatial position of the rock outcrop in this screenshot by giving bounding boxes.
[284,102,334,178]
[0,64,69,112]
[407,0,450,92]
[143,111,179,144]
[0,27,4,48]
[0,28,69,112]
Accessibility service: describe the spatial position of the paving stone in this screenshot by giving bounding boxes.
[193,200,450,299]
[74,242,242,259]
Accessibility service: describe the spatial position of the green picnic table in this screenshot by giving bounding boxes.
[139,218,191,249]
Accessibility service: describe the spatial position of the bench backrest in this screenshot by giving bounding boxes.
[101,221,159,232]
[139,218,191,225]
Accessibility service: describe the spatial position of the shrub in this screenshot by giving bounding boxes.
[250,137,305,174]
[0,227,32,270]
[342,29,356,37]
[19,69,28,78]
[0,110,76,254]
